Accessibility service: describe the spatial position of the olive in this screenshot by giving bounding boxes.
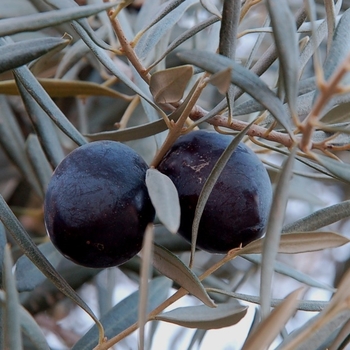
[157,130,272,253]
[44,141,155,268]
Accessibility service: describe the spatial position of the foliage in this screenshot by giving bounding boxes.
[1,0,350,349]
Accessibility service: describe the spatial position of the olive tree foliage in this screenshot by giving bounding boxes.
[1,0,350,349]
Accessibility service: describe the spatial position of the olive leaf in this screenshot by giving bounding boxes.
[3,245,23,350]
[154,302,248,329]
[146,169,180,234]
[259,146,296,319]
[0,2,115,37]
[0,36,70,74]
[150,65,193,104]
[242,288,304,350]
[153,244,216,308]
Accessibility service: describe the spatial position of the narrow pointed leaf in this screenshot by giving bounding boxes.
[72,277,172,350]
[45,0,113,51]
[313,153,350,184]
[16,241,62,293]
[138,225,154,350]
[207,288,328,312]
[178,50,293,135]
[153,244,215,307]
[146,169,180,234]
[243,254,335,292]
[25,134,53,195]
[201,0,221,17]
[154,302,248,329]
[11,63,87,146]
[260,147,296,319]
[242,288,303,350]
[323,8,350,81]
[0,36,70,74]
[0,94,43,197]
[240,231,349,255]
[19,306,50,350]
[280,269,350,350]
[135,0,198,60]
[0,3,115,37]
[266,0,299,115]
[282,199,350,233]
[191,120,255,264]
[148,15,220,70]
[150,65,193,104]
[16,80,65,168]
[0,78,134,100]
[278,310,350,350]
[3,245,22,350]
[0,223,6,288]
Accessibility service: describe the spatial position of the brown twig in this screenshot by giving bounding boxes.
[299,52,350,153]
[108,10,151,84]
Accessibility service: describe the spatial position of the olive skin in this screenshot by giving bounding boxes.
[157,130,272,253]
[44,141,155,268]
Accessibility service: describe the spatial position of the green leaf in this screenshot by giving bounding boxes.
[177,50,293,135]
[312,153,350,184]
[282,199,350,233]
[241,231,349,255]
[0,2,115,36]
[138,225,154,350]
[3,245,23,350]
[191,120,255,265]
[150,65,194,104]
[72,277,172,350]
[45,0,113,51]
[242,288,304,350]
[146,169,180,234]
[25,134,53,195]
[11,63,87,147]
[153,244,215,307]
[135,0,198,60]
[148,15,220,70]
[15,241,62,292]
[201,0,222,18]
[0,289,49,349]
[19,306,50,350]
[259,147,296,319]
[16,80,65,168]
[266,0,299,116]
[0,223,6,288]
[0,36,70,74]
[154,302,248,329]
[323,8,350,81]
[207,288,328,312]
[276,310,350,350]
[243,254,335,292]
[0,95,43,197]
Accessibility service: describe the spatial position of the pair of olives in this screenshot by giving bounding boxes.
[44,130,272,268]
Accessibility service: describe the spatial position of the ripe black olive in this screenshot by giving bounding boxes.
[157,130,272,253]
[44,141,155,268]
